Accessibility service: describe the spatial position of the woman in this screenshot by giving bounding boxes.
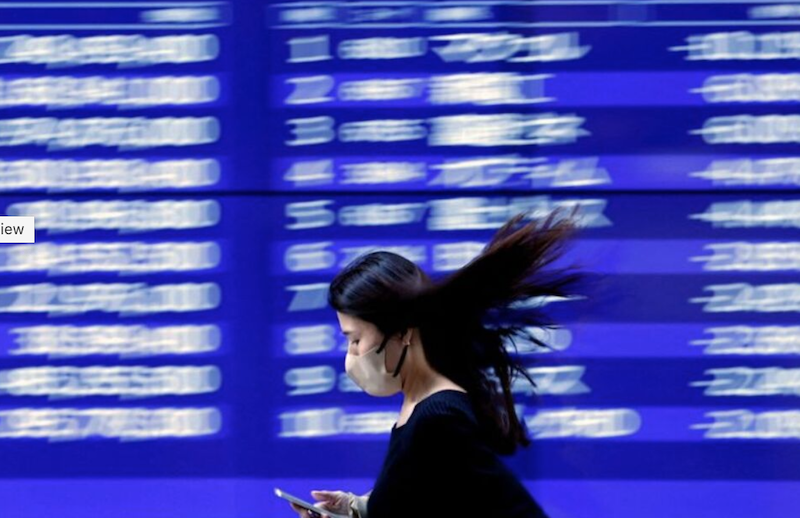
[289,207,586,518]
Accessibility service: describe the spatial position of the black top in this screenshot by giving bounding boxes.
[366,390,549,518]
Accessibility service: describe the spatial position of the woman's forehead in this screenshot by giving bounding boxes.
[336,312,368,332]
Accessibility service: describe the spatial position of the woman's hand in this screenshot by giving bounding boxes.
[288,490,353,518]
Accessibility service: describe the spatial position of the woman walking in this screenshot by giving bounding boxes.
[289,207,587,518]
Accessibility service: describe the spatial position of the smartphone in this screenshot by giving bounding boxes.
[274,487,350,518]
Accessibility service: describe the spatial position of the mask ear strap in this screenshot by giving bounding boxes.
[391,344,409,377]
[375,334,391,354]
[376,326,407,354]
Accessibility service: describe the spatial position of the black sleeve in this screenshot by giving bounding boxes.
[409,410,550,518]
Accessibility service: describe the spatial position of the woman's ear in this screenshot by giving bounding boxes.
[401,327,413,346]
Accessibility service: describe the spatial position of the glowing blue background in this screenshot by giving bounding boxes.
[0,1,798,517]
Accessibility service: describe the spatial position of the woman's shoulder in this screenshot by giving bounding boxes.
[409,390,479,434]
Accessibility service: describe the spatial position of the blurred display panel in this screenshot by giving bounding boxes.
[0,2,798,517]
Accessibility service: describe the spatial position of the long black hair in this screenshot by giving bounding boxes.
[327,206,589,455]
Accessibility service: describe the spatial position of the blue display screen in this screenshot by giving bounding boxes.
[0,2,798,517]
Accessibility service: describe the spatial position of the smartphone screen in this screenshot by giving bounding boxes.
[274,487,348,518]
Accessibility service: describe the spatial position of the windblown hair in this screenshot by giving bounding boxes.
[327,207,588,455]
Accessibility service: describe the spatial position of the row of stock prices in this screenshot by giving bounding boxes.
[0,2,798,517]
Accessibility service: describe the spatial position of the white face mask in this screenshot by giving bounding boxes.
[345,338,409,397]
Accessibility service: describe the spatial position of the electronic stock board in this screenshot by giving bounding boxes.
[0,1,798,517]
